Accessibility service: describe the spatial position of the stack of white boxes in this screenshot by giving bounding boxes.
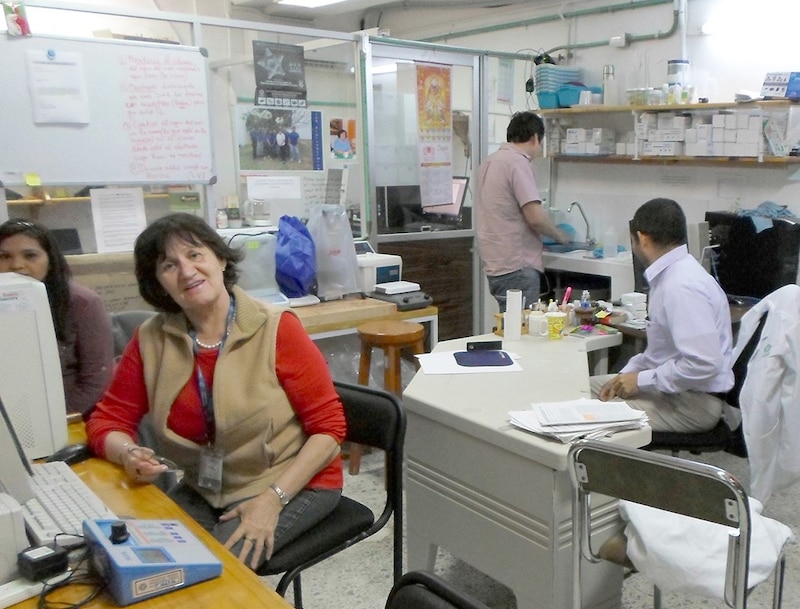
[635,110,765,158]
[621,292,647,321]
[685,111,762,157]
[638,112,686,157]
[562,127,616,156]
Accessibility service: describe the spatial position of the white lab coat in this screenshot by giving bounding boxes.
[734,284,800,504]
[622,498,793,599]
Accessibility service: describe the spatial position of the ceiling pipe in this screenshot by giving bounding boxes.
[399,0,676,44]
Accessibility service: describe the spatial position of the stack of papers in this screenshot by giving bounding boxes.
[509,398,648,443]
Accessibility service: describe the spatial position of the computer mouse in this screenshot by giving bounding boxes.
[45,443,92,466]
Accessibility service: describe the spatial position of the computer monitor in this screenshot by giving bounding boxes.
[705,210,800,299]
[0,272,68,460]
[51,228,83,255]
[421,176,469,217]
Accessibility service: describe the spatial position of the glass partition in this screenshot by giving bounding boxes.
[363,39,479,239]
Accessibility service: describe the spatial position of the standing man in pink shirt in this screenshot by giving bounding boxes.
[476,111,570,312]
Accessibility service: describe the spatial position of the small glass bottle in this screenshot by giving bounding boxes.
[602,65,618,106]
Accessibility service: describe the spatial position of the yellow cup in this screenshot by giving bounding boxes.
[545,311,567,340]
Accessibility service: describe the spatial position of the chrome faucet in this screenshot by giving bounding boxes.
[567,201,594,245]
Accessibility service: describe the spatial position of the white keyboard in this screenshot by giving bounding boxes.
[22,461,116,548]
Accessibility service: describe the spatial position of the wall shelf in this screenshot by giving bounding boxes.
[7,194,170,206]
[546,154,799,168]
[541,100,798,165]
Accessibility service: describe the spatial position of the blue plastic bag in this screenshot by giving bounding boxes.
[275,215,316,298]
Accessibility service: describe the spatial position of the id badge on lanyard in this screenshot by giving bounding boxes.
[198,446,224,492]
[195,364,225,492]
[192,297,235,492]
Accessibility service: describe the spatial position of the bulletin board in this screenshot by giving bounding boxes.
[0,34,215,186]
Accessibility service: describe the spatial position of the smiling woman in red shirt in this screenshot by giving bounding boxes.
[86,213,346,571]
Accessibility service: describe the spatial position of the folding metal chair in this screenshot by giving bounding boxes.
[569,439,787,609]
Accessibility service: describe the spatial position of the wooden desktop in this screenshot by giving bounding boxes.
[13,424,291,609]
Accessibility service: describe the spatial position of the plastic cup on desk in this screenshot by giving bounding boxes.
[545,311,567,340]
[529,312,548,337]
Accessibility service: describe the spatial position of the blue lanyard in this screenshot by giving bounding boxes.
[190,295,236,447]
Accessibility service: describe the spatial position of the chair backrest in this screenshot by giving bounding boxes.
[569,439,751,609]
[385,571,492,609]
[335,380,405,453]
[334,380,405,571]
[110,310,156,357]
[727,311,768,410]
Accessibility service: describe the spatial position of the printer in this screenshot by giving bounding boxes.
[356,251,402,294]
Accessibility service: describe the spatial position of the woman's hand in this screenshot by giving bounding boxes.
[220,491,282,568]
[122,445,170,483]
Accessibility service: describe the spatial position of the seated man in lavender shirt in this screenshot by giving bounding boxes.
[591,198,733,432]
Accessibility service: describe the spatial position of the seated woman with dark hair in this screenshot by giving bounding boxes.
[0,219,114,417]
[86,213,346,571]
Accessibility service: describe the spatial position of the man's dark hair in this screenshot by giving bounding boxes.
[629,198,688,247]
[506,111,545,144]
[134,213,243,313]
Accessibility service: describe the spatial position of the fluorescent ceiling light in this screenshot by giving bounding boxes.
[277,0,349,7]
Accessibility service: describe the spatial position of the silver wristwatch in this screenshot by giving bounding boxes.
[270,483,291,507]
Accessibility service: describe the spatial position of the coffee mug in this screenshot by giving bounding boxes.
[529,313,548,337]
[545,311,567,340]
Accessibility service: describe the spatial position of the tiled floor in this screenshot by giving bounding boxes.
[261,447,798,609]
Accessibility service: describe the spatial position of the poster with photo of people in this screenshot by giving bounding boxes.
[237,106,322,171]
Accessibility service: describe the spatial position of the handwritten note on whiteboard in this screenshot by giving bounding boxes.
[0,35,214,185]
[119,51,212,182]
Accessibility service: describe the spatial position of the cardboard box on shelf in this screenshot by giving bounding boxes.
[67,253,149,313]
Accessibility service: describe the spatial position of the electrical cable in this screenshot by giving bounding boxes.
[36,544,107,609]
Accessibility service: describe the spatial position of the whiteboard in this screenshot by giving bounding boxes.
[0,34,215,186]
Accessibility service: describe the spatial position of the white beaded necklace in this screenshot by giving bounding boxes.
[192,296,236,351]
[194,337,223,350]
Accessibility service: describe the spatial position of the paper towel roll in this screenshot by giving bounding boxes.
[505,289,522,340]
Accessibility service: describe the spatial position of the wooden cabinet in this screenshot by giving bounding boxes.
[378,237,473,341]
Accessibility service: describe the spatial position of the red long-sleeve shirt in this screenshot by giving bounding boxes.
[86,311,345,489]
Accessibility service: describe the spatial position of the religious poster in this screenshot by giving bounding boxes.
[252,41,307,108]
[416,63,453,207]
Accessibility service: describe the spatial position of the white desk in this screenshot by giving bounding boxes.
[402,333,651,609]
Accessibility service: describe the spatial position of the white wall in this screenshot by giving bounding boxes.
[379,0,800,258]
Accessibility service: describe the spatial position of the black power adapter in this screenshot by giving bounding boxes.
[525,77,535,93]
[18,543,69,581]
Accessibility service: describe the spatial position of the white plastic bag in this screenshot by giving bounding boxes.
[306,204,359,300]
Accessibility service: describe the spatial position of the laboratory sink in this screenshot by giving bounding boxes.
[543,242,595,254]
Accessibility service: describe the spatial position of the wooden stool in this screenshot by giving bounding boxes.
[349,320,425,474]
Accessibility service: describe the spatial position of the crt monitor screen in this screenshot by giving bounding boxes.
[0,272,67,459]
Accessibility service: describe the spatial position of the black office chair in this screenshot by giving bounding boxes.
[110,310,156,358]
[258,381,405,608]
[385,571,492,609]
[646,312,767,457]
